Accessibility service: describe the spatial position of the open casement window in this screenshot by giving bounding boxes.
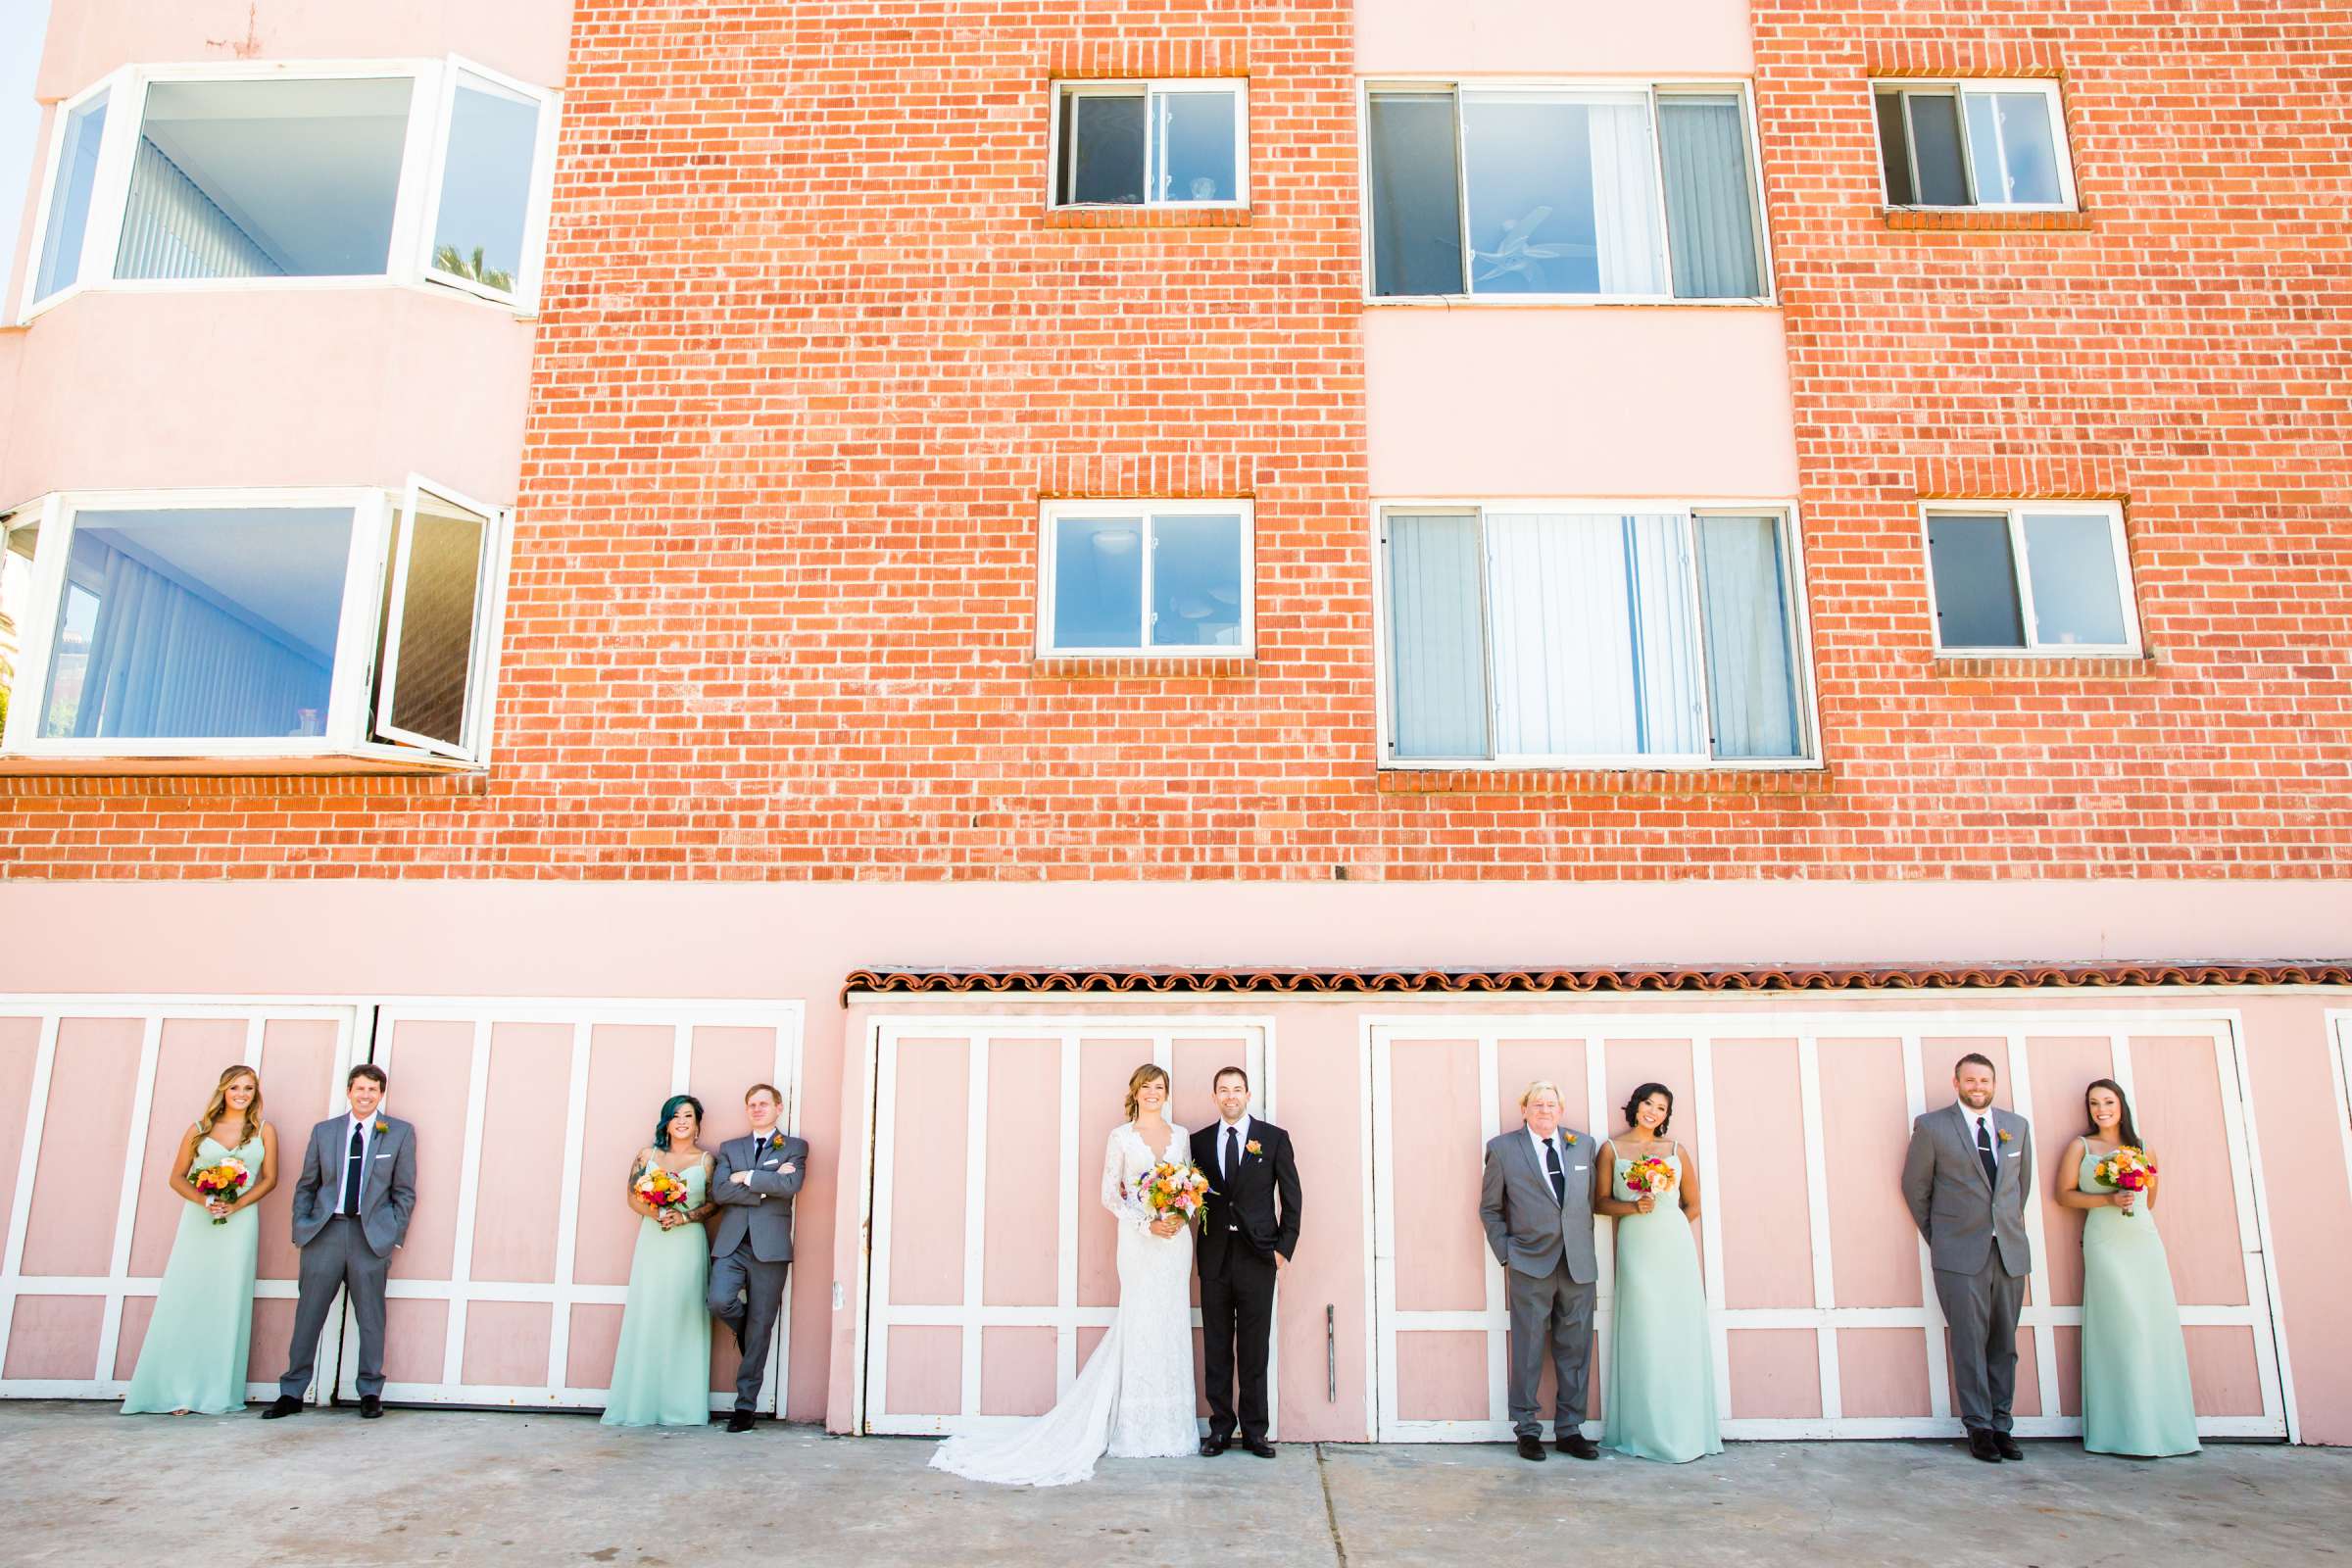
[1364,82,1770,301]
[1039,500,1253,656]
[1874,81,2075,210]
[1381,505,1816,766]
[1923,503,2138,655]
[1053,80,1248,208]
[14,56,559,320]
[0,482,509,766]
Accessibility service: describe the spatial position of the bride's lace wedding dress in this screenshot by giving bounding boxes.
[928,1120,1198,1487]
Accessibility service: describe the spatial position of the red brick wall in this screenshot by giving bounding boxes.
[4,1,2348,881]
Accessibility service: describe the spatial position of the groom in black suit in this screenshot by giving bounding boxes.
[1191,1065,1301,1458]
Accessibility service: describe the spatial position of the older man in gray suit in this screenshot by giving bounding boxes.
[1480,1080,1601,1462]
[1903,1052,2034,1463]
[710,1082,807,1432]
[263,1062,416,1419]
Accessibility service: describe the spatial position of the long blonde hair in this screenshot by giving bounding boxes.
[1124,1063,1170,1122]
[197,1064,264,1150]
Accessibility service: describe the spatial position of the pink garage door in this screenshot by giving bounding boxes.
[1369,1014,2284,1441]
[357,1003,802,1411]
[859,1017,1268,1436]
[0,1003,361,1401]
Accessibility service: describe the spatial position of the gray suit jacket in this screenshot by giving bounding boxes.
[710,1130,808,1263]
[290,1114,416,1258]
[1902,1102,2034,1277]
[1480,1125,1599,1284]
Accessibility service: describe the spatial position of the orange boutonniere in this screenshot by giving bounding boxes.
[373,1119,389,1136]
[1563,1133,1579,1146]
[1246,1140,1263,1156]
[1997,1128,2013,1145]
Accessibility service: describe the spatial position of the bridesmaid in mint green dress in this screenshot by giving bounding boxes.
[2059,1079,2200,1457]
[603,1094,718,1428]
[1596,1083,1722,1463]
[122,1064,278,1415]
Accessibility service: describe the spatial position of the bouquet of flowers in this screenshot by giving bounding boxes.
[1138,1161,1212,1230]
[2092,1147,2157,1217]
[1623,1155,1678,1202]
[191,1156,250,1225]
[636,1165,692,1223]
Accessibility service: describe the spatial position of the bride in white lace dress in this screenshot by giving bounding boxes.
[929,1063,1199,1487]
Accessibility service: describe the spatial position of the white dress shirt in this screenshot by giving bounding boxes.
[337,1112,376,1213]
[1525,1126,1573,1203]
[1215,1113,1252,1179]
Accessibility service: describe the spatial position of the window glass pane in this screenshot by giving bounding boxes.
[1657,94,1763,299]
[1461,92,1663,295]
[1058,91,1145,205]
[1926,514,2026,648]
[1148,513,1243,648]
[1905,92,1971,206]
[1051,514,1145,648]
[2021,514,2129,646]
[1367,91,1464,296]
[1696,514,1803,759]
[1386,514,1488,760]
[1969,89,2063,205]
[40,506,353,739]
[1874,89,1914,206]
[431,74,541,295]
[116,77,413,279]
[1155,88,1236,202]
[33,91,108,301]
[381,491,488,748]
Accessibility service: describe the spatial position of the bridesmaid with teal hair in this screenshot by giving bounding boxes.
[2058,1079,2200,1457]
[603,1094,718,1428]
[122,1064,278,1415]
[1595,1084,1722,1462]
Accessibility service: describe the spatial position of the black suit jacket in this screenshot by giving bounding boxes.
[1192,1118,1301,1270]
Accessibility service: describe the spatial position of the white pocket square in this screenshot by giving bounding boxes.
[762,1159,781,1168]
[1571,1164,1587,1172]
[2005,1152,2021,1158]
[374,1152,393,1160]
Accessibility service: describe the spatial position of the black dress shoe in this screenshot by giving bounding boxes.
[1514,1435,1547,1461]
[1244,1437,1277,1458]
[359,1396,383,1419]
[1557,1434,1600,1461]
[260,1395,303,1419]
[1968,1429,2002,1463]
[726,1409,757,1434]
[1200,1436,1229,1456]
[1994,1433,2024,1460]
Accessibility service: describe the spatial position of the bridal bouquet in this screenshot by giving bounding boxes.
[1139,1161,1212,1230]
[190,1156,250,1225]
[1623,1155,1678,1200]
[2092,1147,2157,1216]
[636,1166,693,1222]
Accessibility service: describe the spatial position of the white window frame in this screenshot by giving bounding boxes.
[13,56,561,323]
[1046,78,1250,210]
[1036,498,1255,658]
[1919,500,2140,658]
[1370,497,1822,771]
[1357,77,1776,308]
[0,480,512,766]
[1871,78,2078,213]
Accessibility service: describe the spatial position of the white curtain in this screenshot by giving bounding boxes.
[1588,98,1665,296]
[1385,514,1490,760]
[1696,515,1802,759]
[70,541,328,738]
[1658,95,1764,298]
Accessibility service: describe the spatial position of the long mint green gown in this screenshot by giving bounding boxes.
[602,1162,712,1428]
[1601,1148,1722,1462]
[122,1133,262,1415]
[2079,1147,2200,1456]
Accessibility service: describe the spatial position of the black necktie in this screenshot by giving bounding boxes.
[342,1122,366,1214]
[1976,1116,1998,1189]
[1544,1139,1566,1206]
[1225,1125,1239,1182]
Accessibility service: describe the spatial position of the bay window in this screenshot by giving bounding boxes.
[0,480,509,765]
[1381,504,1815,765]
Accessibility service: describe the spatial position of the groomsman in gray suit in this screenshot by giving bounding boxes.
[709,1082,807,1432]
[1902,1052,2034,1463]
[1479,1080,1601,1462]
[264,1063,417,1419]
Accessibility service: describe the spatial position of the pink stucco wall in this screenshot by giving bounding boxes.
[1355,0,1754,76]
[1363,308,1799,500]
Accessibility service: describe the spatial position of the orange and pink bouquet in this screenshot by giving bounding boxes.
[1138,1160,1212,1230]
[1623,1155,1678,1200]
[2092,1147,2157,1217]
[636,1166,692,1218]
[191,1156,250,1225]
